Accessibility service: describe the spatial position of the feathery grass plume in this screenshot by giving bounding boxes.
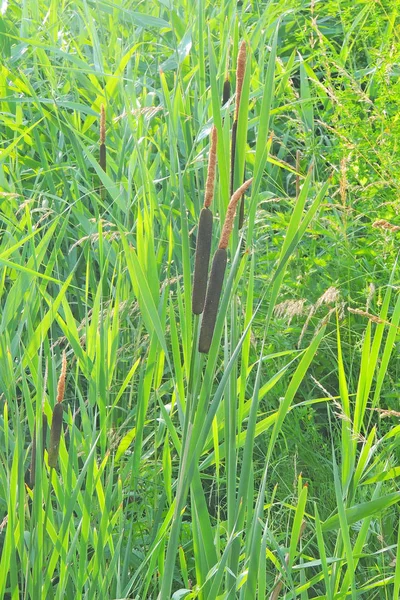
[99,103,106,199]
[192,127,217,315]
[198,179,253,353]
[48,351,67,469]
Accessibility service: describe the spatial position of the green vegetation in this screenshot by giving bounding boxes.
[0,0,399,598]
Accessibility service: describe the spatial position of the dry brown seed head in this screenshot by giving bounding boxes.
[372,219,400,232]
[219,178,253,249]
[235,41,247,121]
[100,104,106,145]
[57,351,67,404]
[204,127,218,208]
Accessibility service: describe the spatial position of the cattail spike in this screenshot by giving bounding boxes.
[204,126,218,208]
[48,404,63,469]
[222,80,231,107]
[198,248,227,353]
[219,178,253,249]
[57,351,67,404]
[222,43,231,106]
[235,41,247,121]
[192,207,213,314]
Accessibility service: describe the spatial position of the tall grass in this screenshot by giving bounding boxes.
[0,0,399,598]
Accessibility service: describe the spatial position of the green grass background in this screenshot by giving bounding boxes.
[0,0,400,598]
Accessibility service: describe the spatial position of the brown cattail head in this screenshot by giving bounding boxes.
[235,41,247,121]
[204,127,218,208]
[219,178,253,249]
[198,248,227,353]
[222,43,231,106]
[100,104,106,145]
[192,207,213,314]
[222,79,231,106]
[56,351,67,404]
[48,403,63,469]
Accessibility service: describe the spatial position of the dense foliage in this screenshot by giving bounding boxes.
[0,0,399,598]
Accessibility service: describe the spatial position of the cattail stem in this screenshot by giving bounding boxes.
[198,248,227,353]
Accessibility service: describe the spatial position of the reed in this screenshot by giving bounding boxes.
[192,126,218,314]
[198,178,253,353]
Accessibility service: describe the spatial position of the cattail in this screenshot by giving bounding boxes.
[222,41,231,107]
[29,413,48,488]
[48,404,63,469]
[222,79,231,106]
[192,208,213,314]
[198,248,227,353]
[219,178,253,249]
[204,127,218,209]
[57,351,67,403]
[99,104,106,198]
[235,41,247,122]
[48,352,66,469]
[192,127,218,315]
[230,41,247,201]
[198,179,253,353]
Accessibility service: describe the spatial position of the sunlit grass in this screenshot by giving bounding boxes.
[0,0,399,598]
